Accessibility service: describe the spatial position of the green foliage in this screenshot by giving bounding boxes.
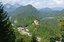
[12,14,38,27]
[14,28,31,42]
[12,5,40,27]
[62,35,64,42]
[58,17,64,42]
[49,17,64,42]
[50,37,55,42]
[26,17,62,42]
[0,2,15,42]
[9,3,64,42]
[14,29,24,42]
[13,16,64,42]
[31,34,38,42]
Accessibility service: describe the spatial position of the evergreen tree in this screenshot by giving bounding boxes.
[0,2,15,42]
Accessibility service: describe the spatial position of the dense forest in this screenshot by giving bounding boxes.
[0,2,64,42]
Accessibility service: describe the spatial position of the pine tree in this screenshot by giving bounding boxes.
[0,2,15,42]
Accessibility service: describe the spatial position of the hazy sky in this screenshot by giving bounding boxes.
[1,0,64,9]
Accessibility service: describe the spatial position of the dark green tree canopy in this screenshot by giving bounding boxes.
[0,2,15,42]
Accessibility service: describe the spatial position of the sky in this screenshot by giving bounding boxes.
[0,0,64,9]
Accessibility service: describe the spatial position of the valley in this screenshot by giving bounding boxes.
[5,4,64,42]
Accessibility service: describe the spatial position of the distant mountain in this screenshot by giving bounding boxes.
[11,4,39,16]
[57,9,64,16]
[4,4,19,13]
[6,4,64,19]
[11,4,40,26]
[38,7,64,18]
[52,7,64,11]
[39,7,54,13]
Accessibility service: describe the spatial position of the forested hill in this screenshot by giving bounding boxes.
[11,4,40,26]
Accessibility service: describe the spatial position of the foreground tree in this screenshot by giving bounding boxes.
[0,2,15,42]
